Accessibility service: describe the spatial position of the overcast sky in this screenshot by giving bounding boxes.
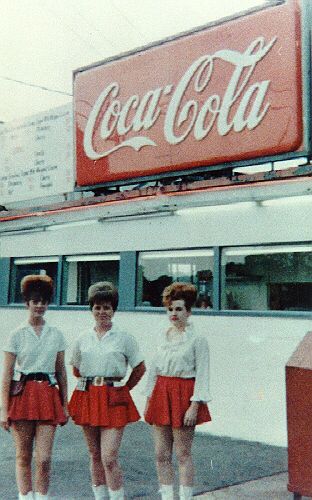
[0,0,266,123]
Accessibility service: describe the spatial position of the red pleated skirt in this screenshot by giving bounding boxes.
[9,380,67,426]
[68,385,140,428]
[145,376,211,428]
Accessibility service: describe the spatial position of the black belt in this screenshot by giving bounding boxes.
[25,372,51,382]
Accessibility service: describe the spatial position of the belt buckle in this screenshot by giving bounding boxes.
[93,376,103,386]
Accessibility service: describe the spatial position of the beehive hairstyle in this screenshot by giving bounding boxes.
[162,282,197,311]
[88,281,119,311]
[21,274,54,303]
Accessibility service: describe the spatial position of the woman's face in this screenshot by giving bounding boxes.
[26,295,49,319]
[92,301,114,326]
[167,299,190,329]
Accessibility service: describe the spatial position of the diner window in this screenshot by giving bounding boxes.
[221,245,312,311]
[137,249,214,308]
[10,257,58,303]
[62,254,120,305]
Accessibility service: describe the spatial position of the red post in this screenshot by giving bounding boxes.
[286,332,312,498]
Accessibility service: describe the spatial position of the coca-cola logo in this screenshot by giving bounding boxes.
[84,36,276,160]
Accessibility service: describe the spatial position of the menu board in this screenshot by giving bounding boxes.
[0,104,74,204]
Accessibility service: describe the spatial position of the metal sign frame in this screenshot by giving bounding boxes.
[73,0,311,192]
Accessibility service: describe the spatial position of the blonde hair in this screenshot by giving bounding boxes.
[88,281,119,311]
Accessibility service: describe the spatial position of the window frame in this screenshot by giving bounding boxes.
[61,252,121,307]
[8,255,60,306]
[136,247,215,310]
[0,242,312,317]
[220,242,312,314]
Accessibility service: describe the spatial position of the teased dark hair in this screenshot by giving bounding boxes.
[88,281,119,311]
[21,274,54,303]
[162,282,197,311]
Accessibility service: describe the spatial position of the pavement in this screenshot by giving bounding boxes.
[195,472,311,499]
[0,420,302,499]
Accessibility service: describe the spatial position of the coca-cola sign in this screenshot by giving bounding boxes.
[75,0,302,186]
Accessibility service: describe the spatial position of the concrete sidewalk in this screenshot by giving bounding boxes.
[196,472,310,499]
[0,421,290,499]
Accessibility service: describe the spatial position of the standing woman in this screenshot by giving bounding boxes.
[68,282,145,500]
[0,275,68,500]
[144,282,212,500]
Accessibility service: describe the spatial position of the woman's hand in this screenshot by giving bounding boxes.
[0,409,10,432]
[144,397,151,419]
[126,362,146,391]
[183,402,199,426]
[1,352,16,433]
[62,404,69,425]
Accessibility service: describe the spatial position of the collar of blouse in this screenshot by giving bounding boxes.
[164,321,194,343]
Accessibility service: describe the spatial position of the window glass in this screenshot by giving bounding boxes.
[62,254,119,305]
[137,250,214,308]
[10,257,58,303]
[222,245,312,311]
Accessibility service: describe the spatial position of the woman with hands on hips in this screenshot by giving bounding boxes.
[0,275,68,500]
[68,281,145,500]
[144,282,212,500]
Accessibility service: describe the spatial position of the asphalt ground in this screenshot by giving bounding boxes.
[0,421,287,499]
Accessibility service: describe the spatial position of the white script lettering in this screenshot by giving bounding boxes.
[83,36,276,160]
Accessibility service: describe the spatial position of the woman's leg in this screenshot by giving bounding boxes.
[100,427,124,491]
[153,425,175,499]
[173,426,195,499]
[153,425,174,485]
[173,426,195,485]
[33,423,56,495]
[83,425,107,486]
[11,420,36,495]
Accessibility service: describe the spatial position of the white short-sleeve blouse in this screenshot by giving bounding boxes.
[70,326,144,378]
[3,322,66,374]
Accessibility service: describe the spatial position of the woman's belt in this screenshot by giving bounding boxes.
[88,376,121,387]
[76,376,122,391]
[25,372,51,382]
[10,372,57,396]
[24,372,57,386]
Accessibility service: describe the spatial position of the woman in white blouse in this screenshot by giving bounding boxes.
[68,282,145,500]
[144,282,212,500]
[0,275,68,500]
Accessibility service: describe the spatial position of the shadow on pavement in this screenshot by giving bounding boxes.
[0,421,287,499]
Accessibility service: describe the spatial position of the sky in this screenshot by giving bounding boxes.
[0,0,268,123]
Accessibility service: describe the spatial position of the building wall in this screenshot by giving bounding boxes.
[0,306,309,446]
[1,199,312,257]
[1,197,312,445]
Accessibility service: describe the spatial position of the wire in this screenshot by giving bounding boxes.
[66,5,120,53]
[110,0,146,42]
[44,4,109,58]
[0,75,72,96]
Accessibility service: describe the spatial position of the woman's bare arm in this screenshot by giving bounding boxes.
[0,352,16,431]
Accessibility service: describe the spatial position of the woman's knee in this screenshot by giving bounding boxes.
[155,449,172,466]
[89,447,102,463]
[35,456,52,473]
[102,450,118,471]
[16,450,32,468]
[175,448,192,466]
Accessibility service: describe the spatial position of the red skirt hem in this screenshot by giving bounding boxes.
[68,385,140,428]
[145,376,211,428]
[8,380,67,426]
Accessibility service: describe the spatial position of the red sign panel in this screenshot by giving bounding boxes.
[75,0,303,186]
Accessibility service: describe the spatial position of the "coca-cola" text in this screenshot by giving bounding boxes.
[83,36,276,160]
